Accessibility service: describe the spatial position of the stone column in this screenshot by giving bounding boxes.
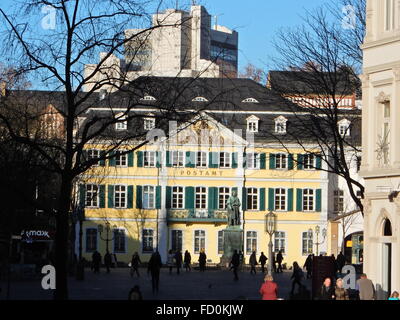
[360,74,371,171]
[157,142,169,263]
[392,68,400,167]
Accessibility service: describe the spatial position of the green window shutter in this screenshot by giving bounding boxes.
[166,151,171,167]
[136,186,142,209]
[316,189,322,212]
[156,186,162,209]
[232,153,238,168]
[296,189,303,212]
[99,151,106,167]
[209,152,219,168]
[288,154,294,170]
[128,151,134,167]
[127,186,134,208]
[108,185,114,208]
[185,187,195,209]
[297,154,304,170]
[242,187,247,211]
[260,153,266,170]
[137,151,143,168]
[287,189,294,211]
[79,184,86,207]
[156,152,162,168]
[185,151,196,168]
[109,152,116,167]
[208,187,218,210]
[99,185,105,208]
[166,187,172,209]
[243,153,247,168]
[269,154,276,170]
[259,188,266,211]
[268,188,275,211]
[316,155,322,170]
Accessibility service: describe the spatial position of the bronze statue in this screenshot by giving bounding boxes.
[226,190,241,226]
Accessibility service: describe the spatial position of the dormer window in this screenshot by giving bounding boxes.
[274,116,287,134]
[242,98,259,103]
[115,113,127,131]
[338,119,351,136]
[246,115,260,133]
[192,97,208,102]
[141,95,156,101]
[144,117,155,131]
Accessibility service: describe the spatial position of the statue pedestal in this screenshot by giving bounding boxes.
[219,227,243,269]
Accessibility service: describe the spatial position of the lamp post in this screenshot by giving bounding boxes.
[308,225,327,256]
[98,222,116,253]
[265,211,277,275]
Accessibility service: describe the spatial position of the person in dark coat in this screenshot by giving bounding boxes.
[147,251,162,294]
[128,285,143,300]
[184,250,191,272]
[198,249,207,272]
[303,254,313,279]
[276,250,284,273]
[92,251,101,273]
[271,252,277,273]
[130,252,141,278]
[174,250,183,275]
[104,251,112,273]
[249,251,258,275]
[290,262,304,295]
[258,252,268,273]
[231,250,240,281]
[336,251,346,273]
[319,277,335,300]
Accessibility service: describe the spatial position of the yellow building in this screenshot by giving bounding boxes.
[77,77,331,268]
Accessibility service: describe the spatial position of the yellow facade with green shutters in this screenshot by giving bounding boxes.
[78,122,329,268]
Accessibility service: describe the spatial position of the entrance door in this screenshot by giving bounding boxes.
[382,243,392,299]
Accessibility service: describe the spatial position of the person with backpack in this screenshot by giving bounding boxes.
[290,261,304,295]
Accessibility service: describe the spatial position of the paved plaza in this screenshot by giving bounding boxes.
[0,267,312,300]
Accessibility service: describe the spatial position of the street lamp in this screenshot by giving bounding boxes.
[98,221,117,253]
[265,211,277,275]
[309,225,327,256]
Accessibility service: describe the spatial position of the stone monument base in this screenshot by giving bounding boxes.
[219,227,243,269]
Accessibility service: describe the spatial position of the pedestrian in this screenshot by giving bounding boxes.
[336,251,346,273]
[112,253,118,268]
[104,251,112,274]
[303,254,313,279]
[128,285,143,300]
[198,249,207,272]
[238,251,244,271]
[271,252,277,273]
[249,251,257,275]
[130,252,141,278]
[259,274,278,300]
[92,250,101,273]
[276,250,283,273]
[175,250,183,275]
[184,250,191,272]
[167,249,174,274]
[147,251,162,294]
[231,250,240,281]
[356,274,376,300]
[290,262,304,295]
[258,252,267,273]
[318,277,335,300]
[389,291,399,300]
[335,278,349,300]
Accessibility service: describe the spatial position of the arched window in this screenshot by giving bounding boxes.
[242,98,259,103]
[192,97,208,102]
[383,218,392,236]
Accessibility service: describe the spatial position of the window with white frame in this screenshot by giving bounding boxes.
[194,230,206,254]
[114,185,127,208]
[115,152,127,167]
[303,154,315,170]
[85,228,97,252]
[195,187,207,209]
[275,154,287,169]
[192,96,208,102]
[218,230,224,254]
[303,189,315,211]
[144,151,156,167]
[85,184,99,208]
[274,231,286,254]
[113,229,126,253]
[144,118,155,131]
[302,232,313,255]
[142,229,154,253]
[219,152,231,168]
[246,115,259,133]
[196,151,207,168]
[274,116,287,134]
[141,95,156,101]
[87,149,101,166]
[334,189,344,213]
[143,186,155,209]
[171,230,183,252]
[218,187,231,209]
[171,151,184,167]
[247,188,258,210]
[246,153,259,169]
[246,231,257,254]
[115,114,128,130]
[242,98,259,103]
[275,188,287,211]
[172,186,184,209]
[338,119,351,136]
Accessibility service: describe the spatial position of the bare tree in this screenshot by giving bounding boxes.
[239,63,267,84]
